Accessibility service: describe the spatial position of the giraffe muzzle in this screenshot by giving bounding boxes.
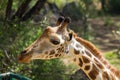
[18,50,33,63]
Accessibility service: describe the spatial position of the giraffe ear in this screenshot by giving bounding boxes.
[68,32,73,41]
[68,30,76,41]
[68,30,73,41]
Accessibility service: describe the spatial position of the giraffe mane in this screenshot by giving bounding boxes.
[70,30,120,78]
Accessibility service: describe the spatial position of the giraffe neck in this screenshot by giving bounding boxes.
[69,36,120,80]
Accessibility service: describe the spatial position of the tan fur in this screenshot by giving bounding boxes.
[75,35,120,79]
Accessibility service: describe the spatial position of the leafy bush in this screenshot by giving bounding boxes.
[109,0,120,14]
[0,18,69,80]
[104,16,114,26]
[32,59,68,80]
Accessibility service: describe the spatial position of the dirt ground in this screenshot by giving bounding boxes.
[88,17,120,52]
[70,17,120,53]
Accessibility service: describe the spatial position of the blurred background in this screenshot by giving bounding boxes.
[0,0,120,80]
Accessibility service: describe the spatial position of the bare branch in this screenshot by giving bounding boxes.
[11,0,32,20]
[47,2,59,14]
[21,0,47,21]
[2,60,9,67]
[3,49,13,63]
[5,0,13,20]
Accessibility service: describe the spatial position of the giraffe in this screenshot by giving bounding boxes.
[18,16,120,80]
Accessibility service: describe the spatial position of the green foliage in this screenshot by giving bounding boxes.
[62,1,83,20]
[104,52,117,59]
[0,0,6,20]
[62,0,93,20]
[101,0,120,14]
[104,51,120,70]
[32,59,68,80]
[0,19,43,77]
[104,16,114,26]
[0,18,69,80]
[109,0,120,14]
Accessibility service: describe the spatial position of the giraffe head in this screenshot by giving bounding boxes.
[18,16,73,63]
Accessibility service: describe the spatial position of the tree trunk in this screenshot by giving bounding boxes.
[83,15,89,40]
[21,0,47,21]
[101,0,109,12]
[5,0,13,20]
[11,0,32,20]
[101,0,106,12]
[47,2,59,14]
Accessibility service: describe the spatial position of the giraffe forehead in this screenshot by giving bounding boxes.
[43,27,62,37]
[44,28,70,44]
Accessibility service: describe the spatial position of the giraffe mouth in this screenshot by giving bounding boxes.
[18,52,33,63]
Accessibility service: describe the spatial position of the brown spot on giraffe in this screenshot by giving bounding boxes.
[85,50,92,57]
[59,54,61,57]
[49,55,54,58]
[84,65,90,71]
[55,54,59,57]
[61,47,64,52]
[94,58,104,69]
[78,58,83,67]
[57,47,64,53]
[88,64,99,80]
[110,73,115,80]
[49,50,55,55]
[45,51,48,54]
[102,71,109,80]
[74,49,80,55]
[82,56,90,63]
[57,48,61,53]
[45,56,48,58]
[73,58,76,62]
[57,48,61,50]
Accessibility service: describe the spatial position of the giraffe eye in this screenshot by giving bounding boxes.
[50,39,60,45]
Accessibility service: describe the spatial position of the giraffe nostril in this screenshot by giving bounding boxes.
[20,50,27,55]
